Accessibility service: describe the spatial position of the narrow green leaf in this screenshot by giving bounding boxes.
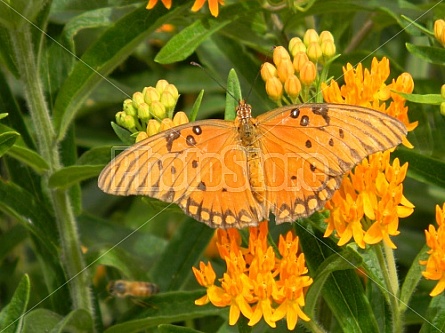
[150,221,214,292]
[111,122,134,146]
[53,4,184,141]
[23,309,61,333]
[104,290,223,333]
[0,131,19,157]
[189,90,205,122]
[400,245,428,312]
[51,309,93,333]
[420,296,445,333]
[406,43,445,66]
[0,112,8,120]
[158,324,205,333]
[396,92,443,105]
[392,149,445,188]
[0,274,30,333]
[77,146,117,166]
[48,165,103,189]
[7,145,50,174]
[155,1,261,64]
[225,69,241,120]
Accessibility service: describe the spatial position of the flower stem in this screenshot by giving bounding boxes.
[375,244,402,333]
[10,24,95,318]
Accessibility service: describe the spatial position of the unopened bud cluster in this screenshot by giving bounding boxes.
[261,29,336,104]
[115,80,189,142]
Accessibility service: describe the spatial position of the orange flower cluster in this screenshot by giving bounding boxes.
[322,57,416,249]
[420,204,445,296]
[193,222,313,330]
[146,0,224,17]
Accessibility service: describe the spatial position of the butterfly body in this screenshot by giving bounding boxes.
[99,101,406,229]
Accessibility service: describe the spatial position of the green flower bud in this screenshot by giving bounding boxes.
[150,101,167,120]
[138,102,150,120]
[143,87,160,104]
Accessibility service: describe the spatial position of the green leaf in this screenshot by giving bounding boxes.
[0,112,8,120]
[111,122,134,146]
[104,290,223,333]
[296,224,379,332]
[53,4,184,141]
[7,145,50,174]
[406,44,445,66]
[0,131,19,157]
[150,221,214,292]
[48,165,103,189]
[23,309,61,333]
[420,296,445,333]
[189,90,205,122]
[0,274,30,333]
[77,146,117,166]
[396,92,443,105]
[392,149,445,188]
[158,324,205,333]
[225,69,242,121]
[0,180,58,254]
[155,1,261,64]
[400,245,428,312]
[51,309,93,333]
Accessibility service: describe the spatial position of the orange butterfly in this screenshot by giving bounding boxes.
[98,101,406,228]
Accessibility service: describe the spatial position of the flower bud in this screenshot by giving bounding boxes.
[115,111,126,127]
[441,84,445,99]
[165,83,179,100]
[160,118,174,131]
[320,40,336,60]
[293,52,309,73]
[132,91,144,107]
[434,19,445,47]
[284,75,301,100]
[303,29,319,46]
[441,102,445,116]
[135,131,148,142]
[277,59,294,82]
[147,119,161,136]
[396,72,414,94]
[265,77,283,101]
[123,99,137,116]
[299,61,317,86]
[288,37,306,57]
[307,42,322,62]
[173,111,189,126]
[319,30,334,43]
[150,101,167,119]
[261,62,277,81]
[156,79,169,94]
[161,91,177,111]
[143,87,160,104]
[137,102,150,120]
[273,46,291,66]
[123,114,136,130]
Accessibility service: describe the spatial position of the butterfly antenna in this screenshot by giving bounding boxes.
[190,62,238,102]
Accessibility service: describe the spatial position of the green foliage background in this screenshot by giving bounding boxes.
[0,0,445,332]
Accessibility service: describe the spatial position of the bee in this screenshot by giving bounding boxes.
[107,280,159,298]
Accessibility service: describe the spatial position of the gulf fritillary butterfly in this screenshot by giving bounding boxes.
[98,101,406,229]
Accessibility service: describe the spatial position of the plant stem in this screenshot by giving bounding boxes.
[375,244,402,333]
[10,24,95,318]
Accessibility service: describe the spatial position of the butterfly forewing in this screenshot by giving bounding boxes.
[98,120,264,228]
[256,103,407,222]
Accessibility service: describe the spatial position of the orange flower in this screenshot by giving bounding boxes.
[420,204,445,296]
[193,222,312,329]
[323,57,415,249]
[146,0,172,10]
[146,0,224,16]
